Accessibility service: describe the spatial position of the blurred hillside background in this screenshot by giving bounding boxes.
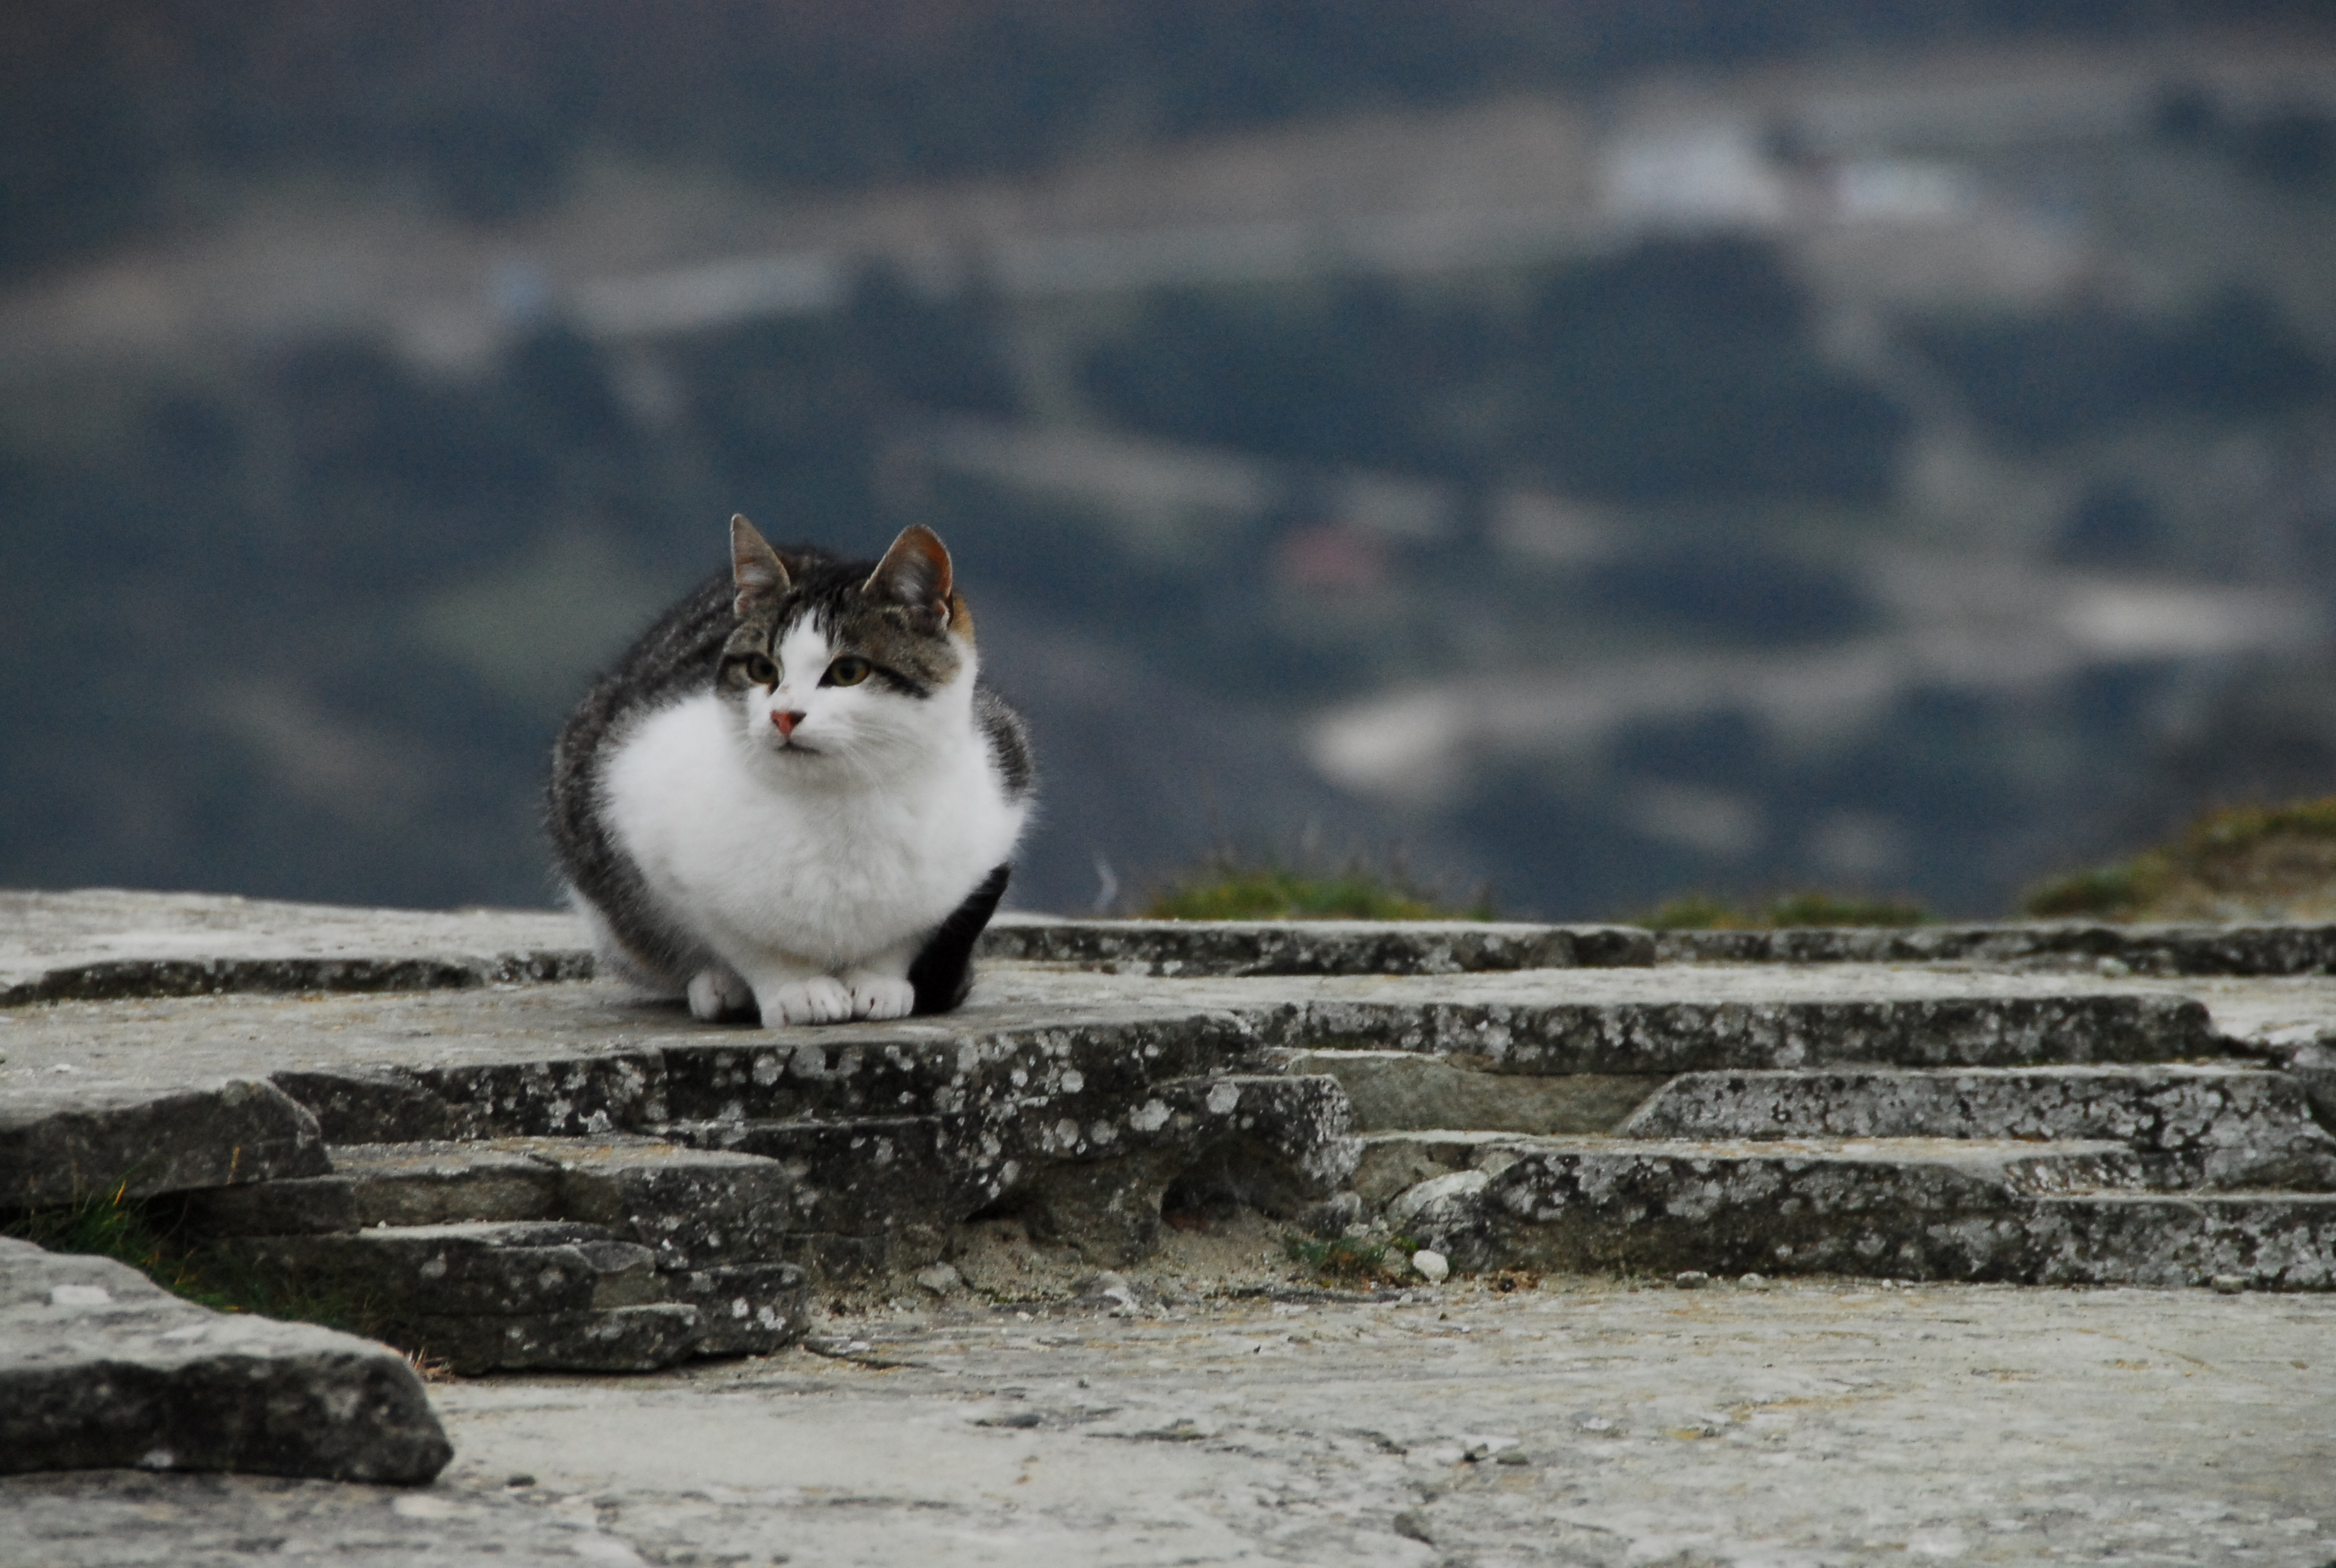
[5,0,2336,918]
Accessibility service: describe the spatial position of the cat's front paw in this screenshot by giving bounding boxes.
[842,973,916,1021]
[756,974,854,1026]
[686,966,756,1023]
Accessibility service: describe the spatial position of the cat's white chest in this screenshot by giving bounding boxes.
[599,691,1022,967]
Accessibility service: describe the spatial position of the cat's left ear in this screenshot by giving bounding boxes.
[865,525,953,632]
[731,515,790,618]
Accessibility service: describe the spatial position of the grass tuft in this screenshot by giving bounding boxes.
[1637,890,1929,930]
[2022,797,2336,921]
[1285,1232,1420,1285]
[3,1184,385,1337]
[1145,855,1492,921]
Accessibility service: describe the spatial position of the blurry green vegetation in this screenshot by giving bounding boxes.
[1285,1232,1419,1286]
[1145,856,1492,920]
[12,1,2320,277]
[7,13,2336,923]
[1905,290,2330,451]
[0,271,1020,907]
[1086,238,1912,507]
[1637,890,1930,929]
[2022,799,2336,920]
[3,1183,384,1338]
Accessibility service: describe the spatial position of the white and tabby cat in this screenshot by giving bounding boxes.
[549,517,1034,1025]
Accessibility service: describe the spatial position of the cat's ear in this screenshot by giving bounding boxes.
[865,524,953,631]
[730,515,790,617]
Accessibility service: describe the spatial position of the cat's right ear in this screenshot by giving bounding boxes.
[730,515,790,617]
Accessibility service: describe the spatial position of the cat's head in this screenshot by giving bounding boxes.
[718,515,975,769]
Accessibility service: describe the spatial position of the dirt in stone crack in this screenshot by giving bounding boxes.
[825,1209,1323,1312]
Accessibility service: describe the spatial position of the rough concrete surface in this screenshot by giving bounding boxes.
[11,891,2336,1558]
[0,889,588,1005]
[0,1237,450,1486]
[1,964,2301,1101]
[6,1278,2334,1566]
[0,1076,327,1208]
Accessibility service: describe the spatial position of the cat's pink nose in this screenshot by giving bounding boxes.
[772,710,805,737]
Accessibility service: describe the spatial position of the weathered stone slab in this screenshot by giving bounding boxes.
[539,1141,807,1271]
[0,1078,327,1208]
[411,1051,669,1137]
[1621,1065,2336,1190]
[1270,1048,1662,1133]
[655,1013,1258,1124]
[0,888,589,1005]
[671,1115,962,1245]
[1349,1129,1525,1207]
[1654,920,2336,974]
[219,1221,658,1318]
[666,1070,1358,1271]
[403,1303,702,1375]
[980,916,1654,974]
[2027,1192,2336,1289]
[1421,1136,2147,1278]
[179,1140,568,1235]
[665,1261,811,1355]
[1254,992,2219,1072]
[15,1283,2335,1568]
[267,1066,464,1144]
[0,1236,449,1483]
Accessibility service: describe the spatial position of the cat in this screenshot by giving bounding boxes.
[548,516,1034,1025]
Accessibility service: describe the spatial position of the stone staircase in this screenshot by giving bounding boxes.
[1282,975,2336,1289]
[177,1137,814,1374]
[10,894,2336,1381]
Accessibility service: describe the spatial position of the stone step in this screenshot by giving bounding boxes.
[181,1137,811,1270]
[212,1220,807,1374]
[1652,921,2336,976]
[1253,990,2218,1071]
[2024,1191,2336,1289]
[1263,1048,1662,1135]
[662,1071,1358,1272]
[1619,1065,2336,1191]
[1365,1133,2336,1288]
[978,917,1654,974]
[1369,1133,2143,1274]
[654,1015,1256,1126]
[0,1235,453,1483]
[177,1141,816,1372]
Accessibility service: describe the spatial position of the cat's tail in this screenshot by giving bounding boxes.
[569,886,687,999]
[907,864,1011,1015]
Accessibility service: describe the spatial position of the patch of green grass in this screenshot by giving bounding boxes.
[1146,857,1492,921]
[2021,796,2336,920]
[1285,1232,1420,1285]
[2021,856,2174,920]
[3,1184,384,1337]
[1637,890,1930,930]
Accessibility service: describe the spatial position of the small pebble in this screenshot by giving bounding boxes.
[913,1263,965,1297]
[1412,1250,1450,1284]
[1674,1271,1710,1290]
[2210,1274,2248,1295]
[1391,1508,1435,1545]
[1495,1449,1532,1467]
[505,1473,536,1488]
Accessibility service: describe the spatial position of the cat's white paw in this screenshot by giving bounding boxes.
[686,966,754,1022]
[756,975,854,1026]
[842,973,916,1021]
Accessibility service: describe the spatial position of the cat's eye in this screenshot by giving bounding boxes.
[824,656,871,687]
[741,654,779,688]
